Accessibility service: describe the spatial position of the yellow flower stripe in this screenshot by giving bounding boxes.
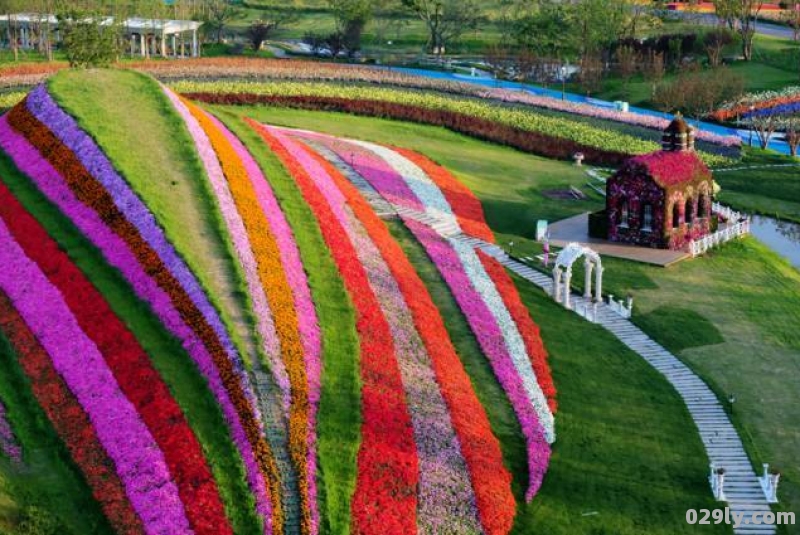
[183,98,311,535]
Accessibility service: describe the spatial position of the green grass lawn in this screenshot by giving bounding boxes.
[47,69,259,369]
[715,149,800,223]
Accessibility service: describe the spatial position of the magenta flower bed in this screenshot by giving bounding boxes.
[0,216,190,533]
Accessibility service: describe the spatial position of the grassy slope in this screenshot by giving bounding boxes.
[47,69,259,368]
[389,220,724,534]
[0,143,262,534]
[212,108,362,535]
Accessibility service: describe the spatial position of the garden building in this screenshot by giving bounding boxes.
[604,116,715,250]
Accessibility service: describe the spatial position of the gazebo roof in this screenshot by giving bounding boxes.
[626,150,711,188]
[664,115,693,135]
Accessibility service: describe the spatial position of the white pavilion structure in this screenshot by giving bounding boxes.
[3,14,202,58]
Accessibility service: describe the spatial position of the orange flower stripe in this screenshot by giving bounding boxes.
[182,99,311,535]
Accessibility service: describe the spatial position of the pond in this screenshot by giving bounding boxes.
[750,215,800,269]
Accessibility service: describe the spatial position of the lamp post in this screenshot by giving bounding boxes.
[508,241,515,258]
[748,105,755,147]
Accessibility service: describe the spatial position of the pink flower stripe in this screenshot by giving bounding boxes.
[270,129,482,533]
[207,116,323,532]
[0,215,191,534]
[162,87,289,412]
[0,114,273,531]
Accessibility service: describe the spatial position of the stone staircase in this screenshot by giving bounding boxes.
[251,363,302,534]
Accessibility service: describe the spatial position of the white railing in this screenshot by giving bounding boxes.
[689,219,750,257]
[712,201,745,223]
[606,294,633,319]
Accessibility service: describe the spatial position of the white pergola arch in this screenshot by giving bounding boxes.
[552,243,603,309]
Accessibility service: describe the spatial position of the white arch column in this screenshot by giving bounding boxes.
[563,268,573,309]
[552,267,562,303]
[584,257,594,299]
[595,264,604,302]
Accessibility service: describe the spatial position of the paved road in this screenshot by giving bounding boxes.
[669,11,796,40]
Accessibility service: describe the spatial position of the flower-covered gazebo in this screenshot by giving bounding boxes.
[604,117,715,250]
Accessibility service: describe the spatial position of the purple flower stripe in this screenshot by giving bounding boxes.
[0,216,192,534]
[0,115,272,528]
[270,127,482,532]
[162,87,290,416]
[217,119,322,533]
[0,400,22,464]
[25,87,256,401]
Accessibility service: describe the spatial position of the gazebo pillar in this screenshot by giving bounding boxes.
[130,34,136,56]
[584,258,594,299]
[161,32,166,57]
[563,268,573,309]
[595,265,604,302]
[140,34,146,58]
[192,29,198,57]
[171,34,176,57]
[553,267,562,303]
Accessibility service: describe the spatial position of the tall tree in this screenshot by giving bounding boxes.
[328,0,373,56]
[712,0,764,60]
[400,0,482,56]
[203,0,242,44]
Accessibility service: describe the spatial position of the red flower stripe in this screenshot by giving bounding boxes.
[0,167,232,535]
[392,148,495,243]
[249,120,418,535]
[6,102,281,531]
[300,145,516,535]
[0,291,145,535]
[477,252,557,413]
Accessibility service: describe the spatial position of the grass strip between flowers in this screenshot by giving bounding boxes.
[211,108,361,535]
[252,121,419,535]
[7,93,280,534]
[298,141,517,535]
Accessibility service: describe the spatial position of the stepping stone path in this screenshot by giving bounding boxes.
[320,147,776,534]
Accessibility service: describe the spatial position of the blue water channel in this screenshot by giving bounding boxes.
[390,66,793,156]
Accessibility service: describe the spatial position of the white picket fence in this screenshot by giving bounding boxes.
[689,203,751,257]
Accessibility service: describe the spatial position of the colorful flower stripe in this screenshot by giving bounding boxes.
[8,96,277,534]
[0,399,21,464]
[272,129,481,534]
[0,113,275,532]
[386,152,555,414]
[390,147,495,243]
[296,141,516,535]
[714,86,800,121]
[182,98,312,535]
[205,112,322,535]
[0,292,146,535]
[406,219,551,502]
[161,87,289,412]
[0,194,191,534]
[251,122,418,535]
[0,165,231,534]
[477,251,556,413]
[289,132,555,443]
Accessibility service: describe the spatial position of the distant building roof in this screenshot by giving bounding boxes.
[626,150,711,188]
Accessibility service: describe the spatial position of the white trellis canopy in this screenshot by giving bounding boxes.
[552,243,603,309]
